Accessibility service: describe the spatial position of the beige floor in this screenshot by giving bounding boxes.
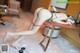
[0,10,80,53]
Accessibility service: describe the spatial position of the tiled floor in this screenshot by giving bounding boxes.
[0,10,80,53]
